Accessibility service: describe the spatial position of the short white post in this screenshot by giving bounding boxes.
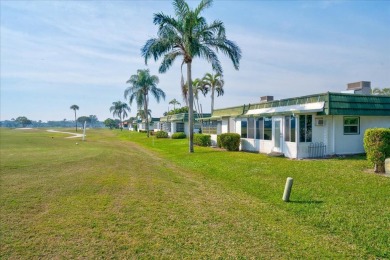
[82,121,86,141]
[283,177,294,202]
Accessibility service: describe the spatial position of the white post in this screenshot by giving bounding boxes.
[82,121,86,141]
[283,177,294,202]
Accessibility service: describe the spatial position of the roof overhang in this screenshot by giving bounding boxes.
[196,116,222,121]
[245,101,325,116]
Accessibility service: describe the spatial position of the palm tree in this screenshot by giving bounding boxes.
[142,0,241,152]
[125,69,166,137]
[109,101,130,131]
[137,108,152,120]
[202,73,224,113]
[169,98,181,110]
[192,78,207,118]
[372,87,390,96]
[70,104,79,132]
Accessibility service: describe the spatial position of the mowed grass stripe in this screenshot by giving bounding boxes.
[118,130,390,258]
[0,128,388,258]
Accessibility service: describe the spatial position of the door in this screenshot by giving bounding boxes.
[273,117,283,153]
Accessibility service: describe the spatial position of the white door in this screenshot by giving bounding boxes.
[273,117,283,153]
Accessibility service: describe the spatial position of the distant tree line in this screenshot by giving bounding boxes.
[0,115,104,128]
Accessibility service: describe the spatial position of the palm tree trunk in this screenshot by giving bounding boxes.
[74,110,77,132]
[211,87,215,114]
[145,93,149,138]
[187,62,194,153]
[120,113,123,131]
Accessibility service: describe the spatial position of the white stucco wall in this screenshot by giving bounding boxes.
[240,138,259,152]
[221,119,229,133]
[210,134,218,146]
[332,115,390,155]
[259,140,273,154]
[235,119,242,136]
[284,141,298,158]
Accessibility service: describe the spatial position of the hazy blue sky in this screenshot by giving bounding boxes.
[1,0,389,122]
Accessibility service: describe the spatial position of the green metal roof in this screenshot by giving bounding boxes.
[210,92,390,117]
[248,93,327,111]
[324,93,390,116]
[211,105,246,118]
[160,113,211,122]
[141,117,160,123]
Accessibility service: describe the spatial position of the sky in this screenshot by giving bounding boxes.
[1,0,389,122]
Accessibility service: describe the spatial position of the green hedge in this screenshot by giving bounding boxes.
[194,134,211,147]
[156,131,169,138]
[364,128,390,173]
[172,132,187,139]
[218,133,241,151]
[139,130,154,135]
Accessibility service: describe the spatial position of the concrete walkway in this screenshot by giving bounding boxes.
[46,129,84,139]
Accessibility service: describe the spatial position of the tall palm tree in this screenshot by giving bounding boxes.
[109,101,130,131]
[125,69,166,137]
[142,0,241,152]
[202,73,224,113]
[70,104,79,132]
[169,98,181,110]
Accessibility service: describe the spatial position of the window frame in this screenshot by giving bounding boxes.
[241,119,248,138]
[263,117,272,140]
[284,115,296,142]
[247,117,255,139]
[299,115,312,143]
[343,116,360,135]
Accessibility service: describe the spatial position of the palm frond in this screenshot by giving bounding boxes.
[159,50,183,73]
[198,45,223,74]
[194,0,213,16]
[173,0,190,20]
[205,38,242,70]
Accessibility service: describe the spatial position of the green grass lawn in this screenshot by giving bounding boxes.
[1,128,389,258]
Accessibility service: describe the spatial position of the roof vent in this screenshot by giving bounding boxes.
[260,96,274,103]
[345,81,371,95]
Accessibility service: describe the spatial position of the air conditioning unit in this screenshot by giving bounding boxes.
[315,117,325,126]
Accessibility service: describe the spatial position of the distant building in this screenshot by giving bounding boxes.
[160,113,211,137]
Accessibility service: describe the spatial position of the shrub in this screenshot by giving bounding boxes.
[156,131,169,138]
[217,135,222,148]
[172,132,186,139]
[364,128,390,173]
[194,134,211,147]
[219,133,241,151]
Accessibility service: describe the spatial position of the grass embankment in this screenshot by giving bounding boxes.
[1,128,389,258]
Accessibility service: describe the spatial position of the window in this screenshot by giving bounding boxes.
[264,117,272,140]
[176,122,184,132]
[163,122,171,132]
[315,117,324,126]
[344,117,360,135]
[247,118,255,139]
[299,115,312,142]
[241,120,247,138]
[284,116,296,142]
[255,117,272,140]
[202,121,218,134]
[256,117,263,140]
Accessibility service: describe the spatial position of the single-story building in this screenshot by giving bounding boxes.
[137,118,160,132]
[204,81,390,159]
[160,112,211,137]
